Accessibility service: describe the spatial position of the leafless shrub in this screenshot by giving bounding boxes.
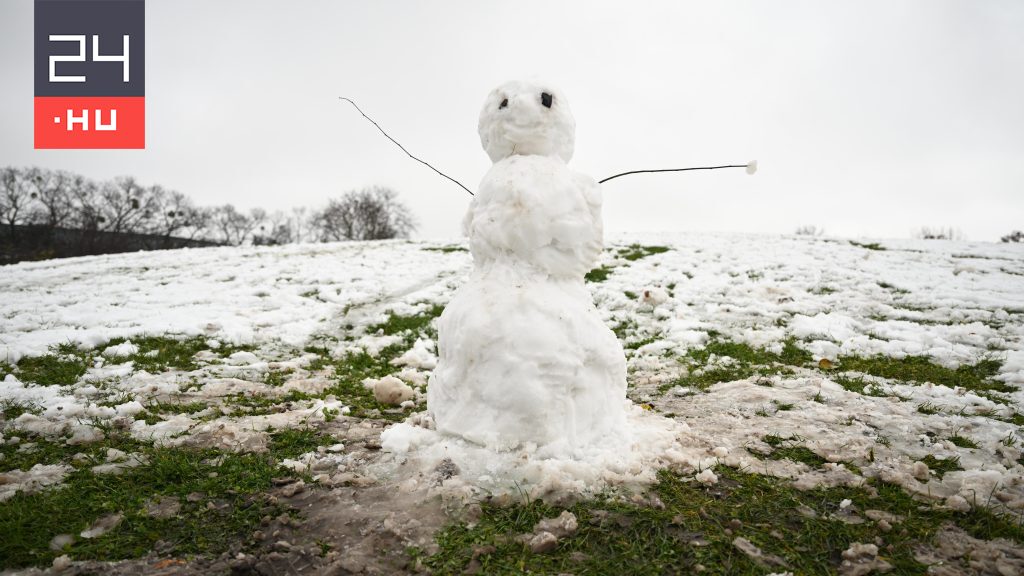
[794,225,824,237]
[914,227,964,241]
[310,186,416,242]
[1001,231,1022,243]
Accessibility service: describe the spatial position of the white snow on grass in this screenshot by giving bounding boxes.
[1,234,1023,507]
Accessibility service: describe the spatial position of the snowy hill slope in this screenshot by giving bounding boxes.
[2,232,1024,572]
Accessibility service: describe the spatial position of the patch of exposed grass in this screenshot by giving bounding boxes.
[585,266,613,283]
[1,400,42,422]
[268,427,334,460]
[616,244,671,261]
[263,368,294,387]
[0,439,294,569]
[13,343,91,386]
[948,434,979,449]
[104,335,254,373]
[0,425,326,568]
[0,428,148,473]
[423,245,468,253]
[149,401,209,415]
[659,339,812,393]
[762,435,827,467]
[425,466,1024,575]
[368,304,445,342]
[918,455,962,480]
[302,345,411,421]
[837,355,1012,394]
[850,240,886,251]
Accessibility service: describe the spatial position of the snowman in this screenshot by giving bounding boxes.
[426,80,628,452]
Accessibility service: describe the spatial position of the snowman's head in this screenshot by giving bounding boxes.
[478,80,575,164]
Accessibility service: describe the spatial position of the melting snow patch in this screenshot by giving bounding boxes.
[0,464,73,502]
[102,340,138,357]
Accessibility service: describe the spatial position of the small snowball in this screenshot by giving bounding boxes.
[695,469,719,486]
[102,340,138,358]
[114,400,145,417]
[839,498,852,509]
[49,533,75,551]
[945,494,971,512]
[534,511,578,538]
[528,531,558,553]
[911,461,929,481]
[841,542,878,560]
[52,555,73,571]
[641,287,670,306]
[373,376,415,405]
[712,447,729,459]
[746,160,758,175]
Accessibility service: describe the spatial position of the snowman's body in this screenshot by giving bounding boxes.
[427,81,627,451]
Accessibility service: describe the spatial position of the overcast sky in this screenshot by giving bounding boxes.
[2,0,1022,241]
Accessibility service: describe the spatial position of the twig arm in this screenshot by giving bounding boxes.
[338,96,474,196]
[599,164,749,184]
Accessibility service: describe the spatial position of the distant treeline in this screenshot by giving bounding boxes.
[1,166,416,264]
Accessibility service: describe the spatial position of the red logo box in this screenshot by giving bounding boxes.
[35,96,144,149]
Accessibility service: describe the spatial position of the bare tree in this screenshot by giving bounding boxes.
[253,210,294,245]
[311,187,416,242]
[289,206,313,244]
[1,167,32,235]
[1001,231,1022,243]
[794,225,824,237]
[95,176,157,234]
[144,186,209,241]
[23,168,74,229]
[915,227,964,241]
[67,176,104,230]
[208,204,265,246]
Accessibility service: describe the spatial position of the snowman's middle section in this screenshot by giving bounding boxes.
[427,155,629,451]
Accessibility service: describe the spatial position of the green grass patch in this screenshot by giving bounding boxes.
[850,240,886,251]
[104,335,254,373]
[585,266,613,283]
[303,345,413,421]
[616,244,671,261]
[918,455,962,480]
[837,355,1011,394]
[424,466,1024,575]
[268,427,334,460]
[0,428,148,473]
[0,426,329,568]
[423,245,468,253]
[13,343,90,386]
[659,339,812,393]
[762,435,827,468]
[948,434,979,449]
[1,400,42,422]
[368,304,445,341]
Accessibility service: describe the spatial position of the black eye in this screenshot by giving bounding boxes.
[499,98,508,109]
[541,92,553,108]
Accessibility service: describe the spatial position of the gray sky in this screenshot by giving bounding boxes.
[2,0,1022,241]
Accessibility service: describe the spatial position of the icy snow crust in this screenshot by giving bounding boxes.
[1,232,1023,505]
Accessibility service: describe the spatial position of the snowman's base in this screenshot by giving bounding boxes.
[377,401,710,500]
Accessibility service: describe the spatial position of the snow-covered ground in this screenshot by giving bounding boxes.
[2,233,1024,514]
